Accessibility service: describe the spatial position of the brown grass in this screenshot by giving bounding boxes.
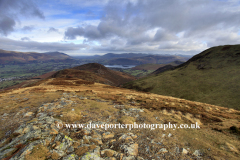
[75,146,89,156]
[25,144,50,160]
[51,151,60,160]
[48,80,75,86]
[61,111,82,123]
[75,80,94,85]
[118,116,136,124]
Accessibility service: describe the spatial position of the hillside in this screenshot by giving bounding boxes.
[51,63,136,86]
[43,51,70,59]
[0,49,73,64]
[150,65,175,75]
[0,77,239,159]
[121,62,183,78]
[124,44,240,110]
[131,64,167,71]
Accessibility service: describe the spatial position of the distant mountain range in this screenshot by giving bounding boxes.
[0,49,73,64]
[123,44,240,110]
[106,55,188,65]
[73,53,189,65]
[0,49,190,65]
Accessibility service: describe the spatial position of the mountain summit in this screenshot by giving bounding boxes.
[52,63,136,86]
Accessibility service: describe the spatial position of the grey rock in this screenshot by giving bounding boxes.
[168,133,172,137]
[193,149,202,157]
[159,148,168,153]
[0,147,16,158]
[9,140,44,160]
[67,146,75,153]
[122,156,136,160]
[180,148,188,155]
[62,154,78,160]
[80,152,102,160]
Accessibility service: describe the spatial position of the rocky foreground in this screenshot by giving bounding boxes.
[0,78,240,159]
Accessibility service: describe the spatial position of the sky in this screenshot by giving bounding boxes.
[0,0,240,56]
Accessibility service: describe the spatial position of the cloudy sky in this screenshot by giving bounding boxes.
[0,0,240,56]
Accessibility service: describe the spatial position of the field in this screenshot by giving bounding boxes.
[123,69,153,77]
[0,62,84,89]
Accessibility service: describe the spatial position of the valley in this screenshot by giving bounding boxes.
[0,50,188,90]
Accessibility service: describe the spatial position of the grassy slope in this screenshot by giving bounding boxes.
[124,45,240,110]
[123,62,183,78]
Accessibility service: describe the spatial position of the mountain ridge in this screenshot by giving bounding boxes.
[0,49,73,64]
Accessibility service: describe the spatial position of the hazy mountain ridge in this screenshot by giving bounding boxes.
[104,55,188,65]
[0,49,73,64]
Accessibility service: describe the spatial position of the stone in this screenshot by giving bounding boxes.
[62,154,77,160]
[83,135,91,144]
[102,132,115,140]
[168,133,172,137]
[2,113,8,117]
[225,142,239,153]
[90,137,103,145]
[67,146,75,154]
[118,134,133,143]
[121,143,138,156]
[80,152,102,160]
[0,147,18,158]
[158,148,168,154]
[101,149,116,157]
[81,129,91,136]
[24,112,34,117]
[127,133,137,139]
[50,129,59,135]
[180,148,188,155]
[122,156,136,160]
[193,150,202,157]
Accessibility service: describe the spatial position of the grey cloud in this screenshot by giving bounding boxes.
[48,27,59,33]
[22,26,35,32]
[0,37,87,52]
[154,29,177,42]
[21,37,31,41]
[59,0,109,7]
[0,16,15,36]
[65,25,102,40]
[0,0,44,36]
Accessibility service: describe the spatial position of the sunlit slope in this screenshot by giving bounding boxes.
[124,45,240,110]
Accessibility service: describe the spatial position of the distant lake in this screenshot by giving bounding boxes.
[104,65,136,69]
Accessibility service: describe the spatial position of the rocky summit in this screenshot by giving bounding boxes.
[0,78,240,159]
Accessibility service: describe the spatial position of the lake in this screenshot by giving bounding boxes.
[104,65,136,69]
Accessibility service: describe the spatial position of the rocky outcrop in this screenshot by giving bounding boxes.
[1,91,237,159]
